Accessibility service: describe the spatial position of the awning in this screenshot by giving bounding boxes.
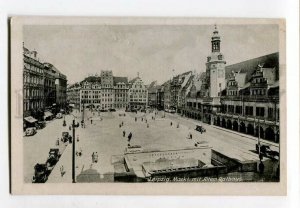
[24,116,37,123]
[44,111,53,118]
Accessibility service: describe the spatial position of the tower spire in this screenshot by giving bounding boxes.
[211,24,221,52]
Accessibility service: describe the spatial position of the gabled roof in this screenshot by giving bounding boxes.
[129,77,140,83]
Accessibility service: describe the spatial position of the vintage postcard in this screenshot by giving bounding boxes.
[10,17,286,195]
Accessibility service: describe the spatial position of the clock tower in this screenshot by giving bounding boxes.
[206,25,226,97]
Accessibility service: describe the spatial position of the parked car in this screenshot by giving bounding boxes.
[195,125,206,133]
[46,148,60,169]
[56,113,63,119]
[62,132,72,143]
[109,108,116,112]
[25,127,37,136]
[169,109,176,113]
[100,109,108,112]
[32,163,48,183]
[35,121,46,129]
[131,109,137,113]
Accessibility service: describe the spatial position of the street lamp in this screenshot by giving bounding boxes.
[70,114,79,183]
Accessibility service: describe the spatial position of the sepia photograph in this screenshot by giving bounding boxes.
[10,17,286,195]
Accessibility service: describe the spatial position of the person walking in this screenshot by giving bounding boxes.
[128,132,132,142]
[123,130,126,137]
[259,161,265,174]
[170,122,173,126]
[92,152,95,163]
[91,119,93,124]
[60,165,65,177]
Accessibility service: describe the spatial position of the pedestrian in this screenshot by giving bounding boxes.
[177,123,179,128]
[121,121,124,126]
[69,125,71,131]
[135,117,137,122]
[92,152,95,163]
[119,124,121,128]
[60,165,65,177]
[170,122,172,126]
[141,118,143,122]
[145,119,147,123]
[259,161,265,174]
[123,130,126,137]
[56,138,60,146]
[94,152,98,163]
[128,132,132,142]
[77,135,79,142]
[91,119,93,124]
[190,133,193,139]
[147,123,149,128]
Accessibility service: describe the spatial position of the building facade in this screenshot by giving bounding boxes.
[213,63,279,142]
[128,76,148,109]
[66,82,81,109]
[23,47,45,118]
[43,63,57,109]
[114,76,129,109]
[72,71,129,110]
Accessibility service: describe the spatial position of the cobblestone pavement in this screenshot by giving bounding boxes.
[24,109,279,183]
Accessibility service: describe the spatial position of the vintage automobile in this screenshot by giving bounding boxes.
[100,109,108,112]
[108,108,116,112]
[195,125,206,133]
[169,109,176,113]
[56,113,63,119]
[46,149,60,171]
[25,127,37,136]
[62,131,72,143]
[35,121,46,129]
[32,163,48,183]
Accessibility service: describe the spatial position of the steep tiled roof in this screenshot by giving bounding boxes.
[129,77,139,83]
[225,52,279,82]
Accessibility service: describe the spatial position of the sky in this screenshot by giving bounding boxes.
[24,24,279,85]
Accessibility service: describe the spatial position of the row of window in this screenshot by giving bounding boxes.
[24,74,43,85]
[221,105,278,119]
[24,63,43,74]
[251,88,266,96]
[23,88,44,98]
[23,100,43,111]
